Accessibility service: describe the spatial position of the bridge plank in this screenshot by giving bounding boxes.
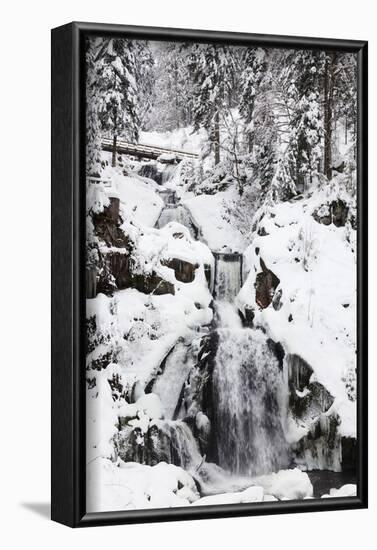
[101,138,198,162]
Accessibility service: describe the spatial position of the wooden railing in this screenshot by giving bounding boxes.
[101,137,198,161]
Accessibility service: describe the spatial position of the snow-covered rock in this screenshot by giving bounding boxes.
[253,468,313,500]
[86,459,200,512]
[192,486,264,506]
[321,484,357,498]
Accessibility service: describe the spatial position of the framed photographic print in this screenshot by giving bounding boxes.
[51,22,368,527]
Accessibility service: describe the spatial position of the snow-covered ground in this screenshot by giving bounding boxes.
[184,188,247,252]
[86,458,315,512]
[237,181,357,439]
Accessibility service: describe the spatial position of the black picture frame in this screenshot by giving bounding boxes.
[51,21,368,528]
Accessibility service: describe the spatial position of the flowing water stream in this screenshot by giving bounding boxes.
[115,174,353,498]
[152,189,290,483]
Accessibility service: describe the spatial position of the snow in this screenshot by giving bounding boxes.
[253,468,313,500]
[237,185,357,437]
[140,126,206,156]
[321,484,357,498]
[101,163,164,226]
[193,486,264,506]
[84,41,359,516]
[87,459,200,513]
[87,459,314,512]
[184,188,247,252]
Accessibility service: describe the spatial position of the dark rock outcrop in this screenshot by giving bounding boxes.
[138,163,162,185]
[183,331,220,463]
[115,420,200,469]
[255,258,280,309]
[240,307,255,328]
[341,436,357,471]
[287,354,334,420]
[294,413,342,471]
[313,199,349,228]
[86,267,97,299]
[161,258,199,283]
[92,198,128,248]
[132,272,175,295]
[287,354,342,471]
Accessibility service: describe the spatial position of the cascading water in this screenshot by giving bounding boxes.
[213,252,242,301]
[158,189,177,205]
[160,163,177,184]
[168,420,203,470]
[153,341,194,420]
[121,180,292,491]
[213,328,290,476]
[156,205,198,239]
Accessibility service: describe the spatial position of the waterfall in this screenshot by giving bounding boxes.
[168,420,203,470]
[160,163,177,184]
[158,189,177,205]
[156,205,198,239]
[215,301,242,329]
[213,252,242,301]
[153,342,194,420]
[213,328,290,477]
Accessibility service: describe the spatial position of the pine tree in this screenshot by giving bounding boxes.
[97,38,140,167]
[86,37,103,176]
[283,50,325,188]
[145,43,193,132]
[188,44,236,165]
[239,47,267,153]
[134,41,155,130]
[267,151,297,203]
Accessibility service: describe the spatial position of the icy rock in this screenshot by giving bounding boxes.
[294,413,342,472]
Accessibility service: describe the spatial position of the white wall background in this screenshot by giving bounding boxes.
[0,0,374,547]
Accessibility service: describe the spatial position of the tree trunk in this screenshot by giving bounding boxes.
[248,129,253,154]
[112,135,117,167]
[323,52,337,180]
[214,110,220,165]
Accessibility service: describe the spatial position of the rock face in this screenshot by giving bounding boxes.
[288,354,334,420]
[115,420,201,469]
[91,200,175,296]
[255,258,280,309]
[183,331,219,462]
[341,436,357,471]
[92,198,128,248]
[138,163,162,184]
[294,413,342,472]
[287,354,343,471]
[131,272,175,295]
[313,199,349,228]
[240,307,254,327]
[161,258,199,283]
[86,267,97,299]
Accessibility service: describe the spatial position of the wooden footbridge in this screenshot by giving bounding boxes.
[101,137,198,163]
